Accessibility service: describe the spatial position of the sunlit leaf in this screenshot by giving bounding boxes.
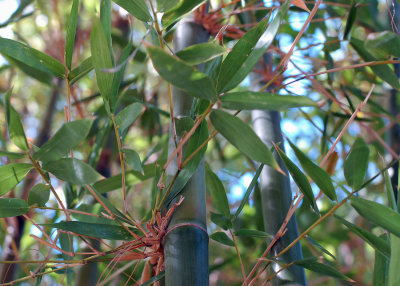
[0,163,32,196]
[294,257,353,281]
[176,43,227,65]
[234,229,271,238]
[344,137,369,190]
[365,31,400,59]
[113,0,152,22]
[0,150,25,159]
[162,0,206,27]
[68,57,93,85]
[65,0,79,70]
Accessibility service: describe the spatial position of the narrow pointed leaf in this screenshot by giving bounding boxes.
[100,0,112,49]
[373,234,389,286]
[33,119,94,163]
[343,2,357,40]
[72,204,117,225]
[113,0,152,22]
[210,232,234,247]
[68,56,93,85]
[234,229,271,238]
[344,137,369,190]
[305,236,336,260]
[65,0,79,70]
[116,102,143,136]
[335,215,390,258]
[28,183,50,207]
[0,37,65,77]
[162,0,206,27]
[294,257,353,281]
[210,212,232,230]
[122,148,143,174]
[210,110,278,168]
[140,271,165,286]
[4,89,29,151]
[42,158,102,185]
[0,150,25,159]
[288,139,336,201]
[351,196,400,238]
[176,42,227,65]
[275,144,319,214]
[0,198,29,218]
[389,234,400,285]
[148,46,217,101]
[385,169,398,211]
[0,163,32,196]
[4,55,52,84]
[205,165,230,217]
[365,31,400,59]
[221,92,317,110]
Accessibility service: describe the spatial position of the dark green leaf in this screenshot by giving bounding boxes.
[384,169,398,211]
[122,148,143,174]
[234,229,271,238]
[210,110,278,169]
[162,0,206,27]
[221,92,317,110]
[344,137,369,190]
[0,163,32,196]
[373,234,389,286]
[0,198,29,218]
[4,55,52,84]
[335,215,390,258]
[45,221,135,240]
[389,234,400,285]
[4,88,29,151]
[0,150,25,159]
[43,158,102,185]
[343,2,357,40]
[139,271,165,286]
[100,0,112,49]
[287,139,336,201]
[210,212,232,230]
[65,0,79,70]
[216,2,288,93]
[148,46,217,101]
[351,196,400,238]
[351,38,400,90]
[210,231,234,247]
[71,203,117,225]
[28,184,50,207]
[275,144,319,214]
[294,257,352,281]
[176,42,227,65]
[205,164,230,217]
[68,57,93,85]
[33,119,94,163]
[116,102,142,136]
[365,31,400,59]
[0,37,65,77]
[305,236,336,260]
[113,0,152,22]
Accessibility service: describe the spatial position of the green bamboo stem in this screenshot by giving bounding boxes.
[162,15,209,286]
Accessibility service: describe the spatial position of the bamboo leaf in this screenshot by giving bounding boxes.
[4,88,29,151]
[162,0,206,27]
[176,42,227,65]
[234,229,271,238]
[0,198,29,218]
[139,271,165,286]
[148,46,217,101]
[305,236,336,260]
[373,234,389,286]
[294,257,353,281]
[287,139,336,201]
[344,137,369,190]
[116,102,143,136]
[343,2,357,40]
[275,144,319,214]
[28,183,50,207]
[351,38,400,90]
[335,215,390,258]
[71,204,117,225]
[365,31,400,59]
[113,0,152,22]
[216,2,288,93]
[4,55,52,84]
[45,221,135,240]
[65,0,79,70]
[122,148,143,174]
[205,164,230,217]
[42,158,102,185]
[0,163,32,196]
[33,119,94,163]
[221,92,317,110]
[210,232,234,247]
[210,110,278,169]
[0,37,65,77]
[68,56,93,85]
[0,150,25,159]
[210,212,232,230]
[389,234,400,285]
[100,0,112,49]
[351,196,400,238]
[384,169,398,211]
[91,19,114,113]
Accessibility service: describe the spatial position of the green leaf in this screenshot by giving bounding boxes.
[205,164,230,217]
[28,184,50,207]
[0,163,32,196]
[343,2,357,40]
[147,46,217,101]
[351,196,400,238]
[42,158,102,185]
[234,229,271,238]
[91,19,114,113]
[68,57,93,85]
[305,236,336,260]
[45,221,135,240]
[365,31,400,59]
[335,215,390,258]
[4,88,29,151]
[210,212,232,230]
[275,144,319,214]
[4,55,52,84]
[384,169,398,212]
[139,271,165,286]
[100,0,112,49]
[71,203,117,225]
[344,137,369,190]
[0,150,25,159]
[0,37,65,77]
[176,42,227,65]
[210,231,234,247]
[115,102,142,136]
[33,119,94,163]
[389,234,400,285]
[221,92,317,110]
[294,257,352,281]
[162,0,206,27]
[113,0,152,22]
[351,38,400,90]
[65,0,79,70]
[287,139,336,201]
[122,148,143,174]
[210,110,278,169]
[232,164,263,221]
[373,234,389,286]
[0,198,29,218]
[216,2,288,93]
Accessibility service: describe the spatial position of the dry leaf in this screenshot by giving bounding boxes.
[292,0,311,12]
